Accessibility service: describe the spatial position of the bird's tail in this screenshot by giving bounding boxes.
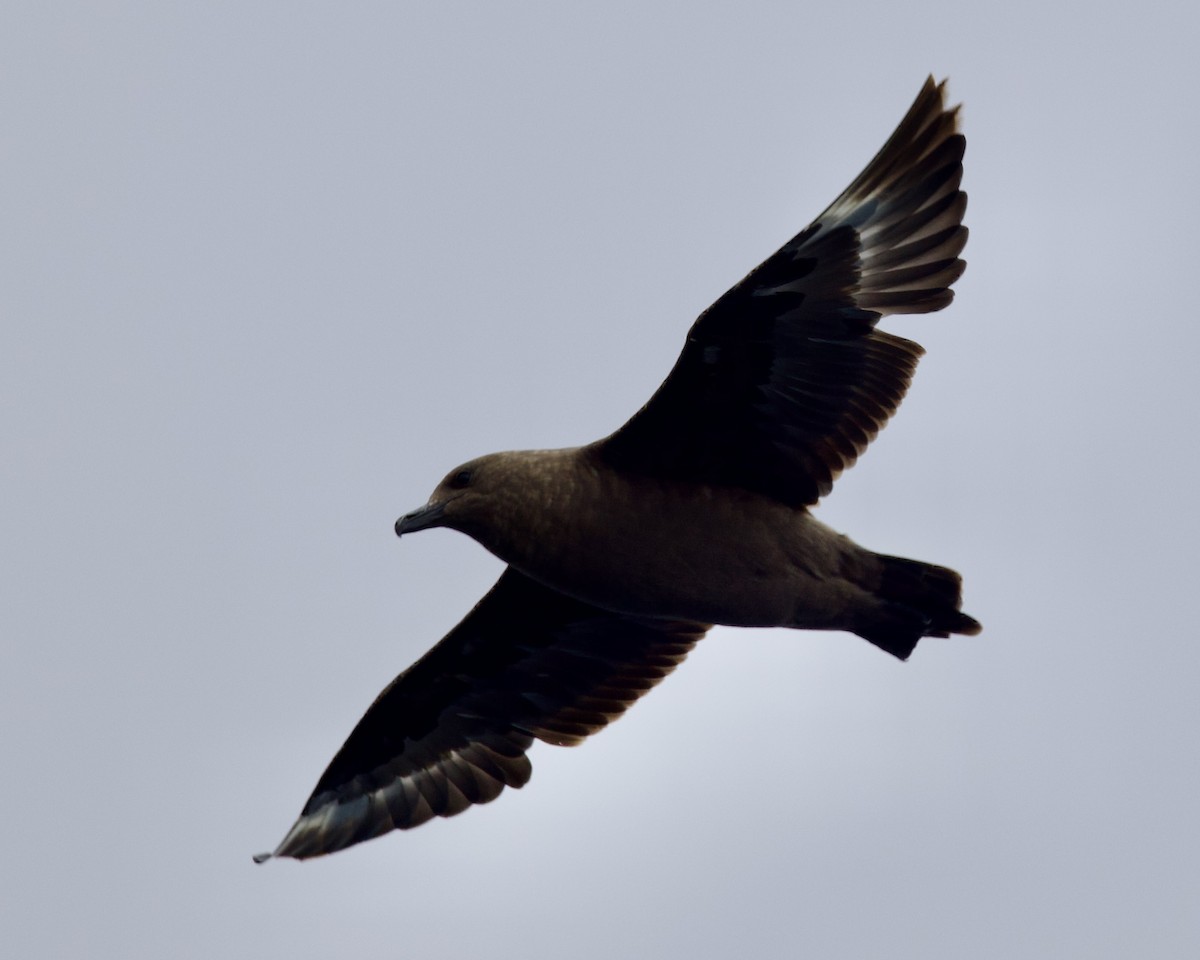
[856,554,981,660]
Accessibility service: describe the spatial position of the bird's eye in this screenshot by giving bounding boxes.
[448,468,473,489]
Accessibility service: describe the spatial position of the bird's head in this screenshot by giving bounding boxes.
[394,453,503,538]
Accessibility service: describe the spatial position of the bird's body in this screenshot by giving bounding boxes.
[415,446,953,643]
[257,76,981,862]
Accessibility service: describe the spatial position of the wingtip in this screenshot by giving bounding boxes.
[252,850,274,864]
[931,75,963,131]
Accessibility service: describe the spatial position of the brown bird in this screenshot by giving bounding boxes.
[255,76,980,862]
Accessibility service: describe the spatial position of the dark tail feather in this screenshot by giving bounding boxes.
[856,554,981,661]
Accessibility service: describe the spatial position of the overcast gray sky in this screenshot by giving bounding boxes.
[3,2,1198,957]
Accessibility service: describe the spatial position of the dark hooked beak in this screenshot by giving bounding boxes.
[394,501,446,537]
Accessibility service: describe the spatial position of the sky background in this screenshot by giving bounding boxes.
[3,2,1198,957]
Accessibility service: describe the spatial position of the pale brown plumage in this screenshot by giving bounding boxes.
[256,76,980,862]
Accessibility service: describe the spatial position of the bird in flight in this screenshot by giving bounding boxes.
[256,76,980,862]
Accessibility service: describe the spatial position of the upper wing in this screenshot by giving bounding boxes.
[595,77,967,508]
[256,568,708,860]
